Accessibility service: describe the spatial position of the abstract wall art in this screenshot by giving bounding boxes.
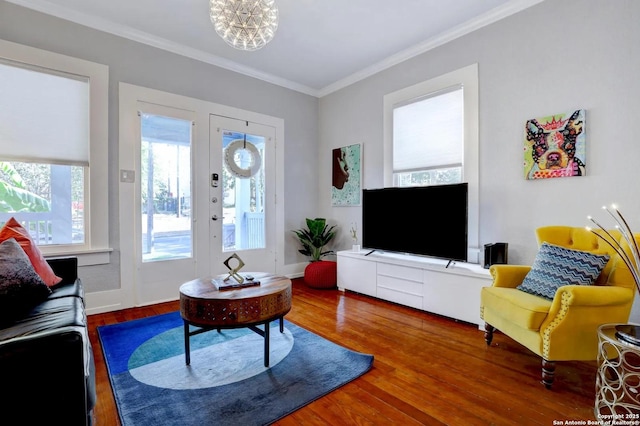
[331,143,361,206]
[524,109,586,180]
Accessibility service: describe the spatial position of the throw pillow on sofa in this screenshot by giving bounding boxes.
[0,217,62,286]
[0,238,52,323]
[517,242,610,300]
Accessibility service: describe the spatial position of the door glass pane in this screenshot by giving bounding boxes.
[140,113,192,262]
[221,131,265,252]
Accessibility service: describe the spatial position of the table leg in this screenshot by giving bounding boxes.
[184,321,191,365]
[279,316,284,333]
[264,321,270,367]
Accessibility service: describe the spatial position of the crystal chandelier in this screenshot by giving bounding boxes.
[210,0,279,51]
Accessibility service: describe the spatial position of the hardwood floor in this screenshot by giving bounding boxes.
[87,278,598,425]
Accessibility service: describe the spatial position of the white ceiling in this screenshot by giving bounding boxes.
[7,0,543,97]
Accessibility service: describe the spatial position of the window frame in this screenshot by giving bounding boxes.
[383,64,480,263]
[0,39,110,265]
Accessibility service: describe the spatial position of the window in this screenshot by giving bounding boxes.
[392,86,463,187]
[0,40,109,263]
[383,64,480,261]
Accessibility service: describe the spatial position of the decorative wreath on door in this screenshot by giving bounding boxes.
[224,138,262,178]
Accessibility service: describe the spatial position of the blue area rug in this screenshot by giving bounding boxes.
[98,311,374,425]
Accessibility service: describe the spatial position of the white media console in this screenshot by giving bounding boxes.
[337,249,492,327]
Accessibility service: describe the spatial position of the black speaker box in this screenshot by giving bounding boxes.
[484,242,508,269]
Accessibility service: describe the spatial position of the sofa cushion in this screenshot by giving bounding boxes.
[0,296,85,341]
[517,242,610,300]
[482,286,552,330]
[0,217,62,287]
[0,238,52,323]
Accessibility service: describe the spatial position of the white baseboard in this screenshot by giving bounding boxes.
[85,289,130,315]
[86,264,307,315]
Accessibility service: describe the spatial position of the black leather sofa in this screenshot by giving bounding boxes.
[0,257,96,425]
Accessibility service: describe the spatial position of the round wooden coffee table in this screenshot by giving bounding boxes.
[179,273,292,367]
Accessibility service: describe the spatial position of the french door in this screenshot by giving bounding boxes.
[209,115,276,275]
[119,83,284,310]
[134,102,202,304]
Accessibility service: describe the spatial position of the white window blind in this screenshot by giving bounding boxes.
[392,86,463,173]
[0,59,89,166]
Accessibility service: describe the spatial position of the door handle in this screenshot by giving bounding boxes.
[211,215,218,221]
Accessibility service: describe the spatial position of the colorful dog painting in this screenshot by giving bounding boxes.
[524,109,586,180]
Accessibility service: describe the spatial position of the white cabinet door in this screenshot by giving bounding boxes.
[337,253,377,297]
[423,269,489,325]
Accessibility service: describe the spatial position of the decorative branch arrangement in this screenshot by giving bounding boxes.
[587,204,640,294]
[350,222,358,244]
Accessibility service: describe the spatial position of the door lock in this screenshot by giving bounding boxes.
[211,215,218,221]
[212,197,218,203]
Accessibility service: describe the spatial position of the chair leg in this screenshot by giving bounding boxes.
[484,322,495,346]
[541,359,555,389]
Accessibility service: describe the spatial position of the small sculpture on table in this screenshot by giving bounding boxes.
[213,253,261,290]
[224,253,246,284]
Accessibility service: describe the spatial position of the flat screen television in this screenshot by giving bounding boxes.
[362,183,468,262]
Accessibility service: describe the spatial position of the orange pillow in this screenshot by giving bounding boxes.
[0,218,62,287]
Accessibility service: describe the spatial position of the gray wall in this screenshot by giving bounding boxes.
[3,0,640,306]
[320,0,640,267]
[0,1,319,292]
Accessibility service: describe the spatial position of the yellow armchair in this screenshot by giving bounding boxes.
[480,226,636,388]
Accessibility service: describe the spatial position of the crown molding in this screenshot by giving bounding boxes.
[5,0,321,97]
[318,0,545,97]
[7,0,544,98]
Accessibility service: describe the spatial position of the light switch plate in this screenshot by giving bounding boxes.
[120,169,135,183]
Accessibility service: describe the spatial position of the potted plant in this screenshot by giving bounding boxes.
[293,218,337,262]
[293,218,338,288]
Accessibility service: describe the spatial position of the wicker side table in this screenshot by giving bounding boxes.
[595,323,640,419]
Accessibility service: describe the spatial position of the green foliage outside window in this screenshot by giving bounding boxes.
[0,162,51,213]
